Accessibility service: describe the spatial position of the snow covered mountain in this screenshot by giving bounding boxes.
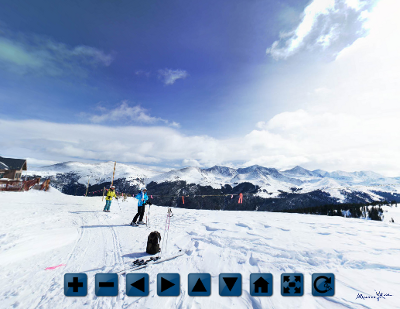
[148,164,400,202]
[26,162,400,209]
[282,165,317,178]
[1,189,399,309]
[27,161,162,194]
[30,161,161,185]
[149,165,302,193]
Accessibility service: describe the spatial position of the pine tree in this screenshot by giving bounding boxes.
[368,207,382,221]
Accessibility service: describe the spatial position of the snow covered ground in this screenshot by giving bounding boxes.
[0,189,399,309]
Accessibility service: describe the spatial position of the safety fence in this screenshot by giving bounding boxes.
[0,178,41,191]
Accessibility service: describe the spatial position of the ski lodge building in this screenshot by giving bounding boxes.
[0,156,27,180]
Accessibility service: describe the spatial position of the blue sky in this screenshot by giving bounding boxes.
[1,0,400,176]
[1,0,304,136]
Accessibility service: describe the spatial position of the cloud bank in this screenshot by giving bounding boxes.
[1,107,400,176]
[266,0,374,59]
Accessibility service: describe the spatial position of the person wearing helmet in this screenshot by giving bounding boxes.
[103,185,118,212]
[131,188,148,225]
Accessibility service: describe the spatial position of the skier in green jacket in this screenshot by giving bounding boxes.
[104,185,118,212]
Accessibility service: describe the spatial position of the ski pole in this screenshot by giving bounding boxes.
[161,209,169,256]
[165,211,171,255]
[117,196,121,212]
[164,208,172,255]
[145,205,150,228]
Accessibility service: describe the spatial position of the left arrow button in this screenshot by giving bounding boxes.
[131,277,145,292]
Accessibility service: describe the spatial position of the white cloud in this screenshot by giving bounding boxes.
[70,45,113,66]
[158,68,188,85]
[243,155,310,169]
[255,121,267,130]
[345,0,364,10]
[182,159,201,167]
[26,158,59,167]
[316,24,339,48]
[88,101,180,127]
[266,0,371,59]
[0,28,114,76]
[313,87,331,94]
[170,122,181,128]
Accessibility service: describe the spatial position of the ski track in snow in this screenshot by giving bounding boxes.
[0,189,399,309]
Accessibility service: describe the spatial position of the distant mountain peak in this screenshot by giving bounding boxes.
[283,166,314,177]
[204,165,237,175]
[288,166,309,172]
[312,169,329,177]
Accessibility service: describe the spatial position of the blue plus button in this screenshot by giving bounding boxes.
[219,273,242,296]
[95,273,118,296]
[64,273,87,296]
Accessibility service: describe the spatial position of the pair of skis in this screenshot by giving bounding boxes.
[117,250,185,275]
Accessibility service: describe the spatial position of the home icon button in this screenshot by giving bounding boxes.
[250,273,273,296]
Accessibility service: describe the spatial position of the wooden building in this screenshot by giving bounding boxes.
[0,156,27,180]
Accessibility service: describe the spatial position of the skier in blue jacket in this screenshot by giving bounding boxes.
[130,188,148,226]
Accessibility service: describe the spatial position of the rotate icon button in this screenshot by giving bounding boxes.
[312,273,335,296]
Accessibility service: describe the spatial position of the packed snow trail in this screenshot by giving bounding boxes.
[0,189,399,309]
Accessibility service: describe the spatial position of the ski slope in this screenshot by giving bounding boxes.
[0,189,399,309]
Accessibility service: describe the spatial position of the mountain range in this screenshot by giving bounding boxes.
[26,161,400,211]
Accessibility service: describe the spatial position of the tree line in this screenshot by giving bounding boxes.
[281,200,398,221]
